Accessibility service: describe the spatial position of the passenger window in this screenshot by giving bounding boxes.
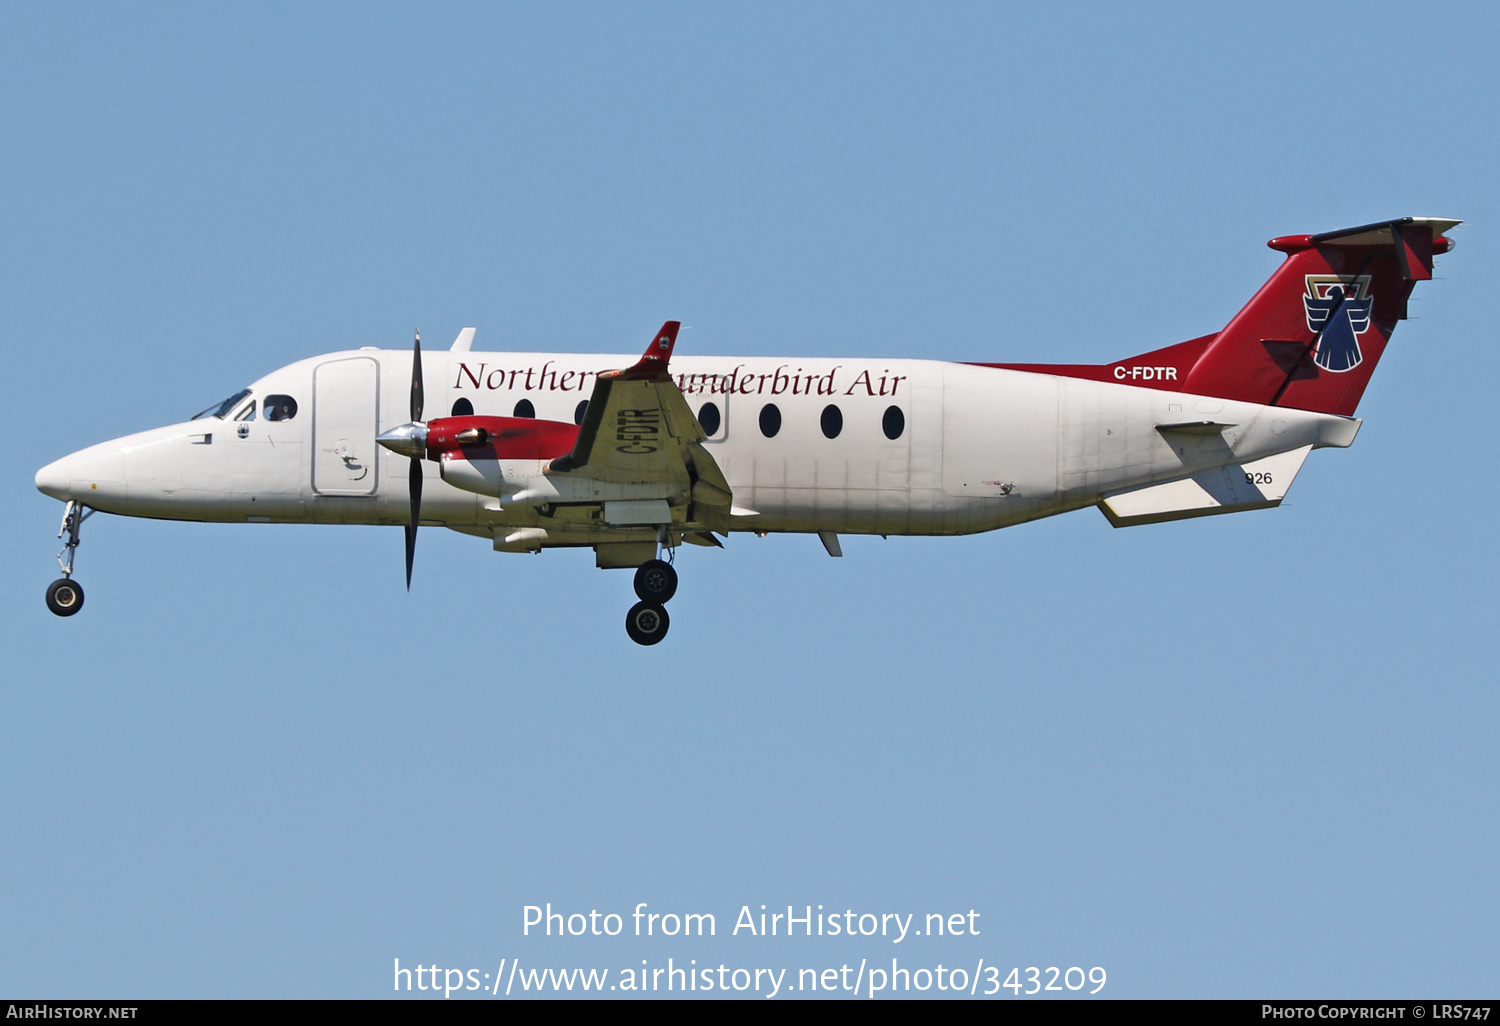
[451,397,474,417]
[759,403,781,438]
[264,395,298,422]
[820,404,842,439]
[574,400,589,425]
[882,405,905,440]
[513,399,535,418]
[697,402,721,436]
[233,401,257,421]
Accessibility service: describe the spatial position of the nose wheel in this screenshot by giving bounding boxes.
[45,578,84,616]
[46,500,93,618]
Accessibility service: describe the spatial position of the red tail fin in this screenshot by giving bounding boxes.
[983,217,1458,416]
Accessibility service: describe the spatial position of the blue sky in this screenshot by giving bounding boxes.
[2,2,1496,998]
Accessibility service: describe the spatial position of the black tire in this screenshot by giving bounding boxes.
[624,601,670,646]
[45,578,84,617]
[633,559,678,603]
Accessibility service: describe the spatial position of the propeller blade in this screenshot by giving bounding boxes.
[411,329,425,423]
[405,456,423,589]
[402,330,426,589]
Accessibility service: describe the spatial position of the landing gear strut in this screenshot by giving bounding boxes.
[46,500,93,617]
[623,534,678,645]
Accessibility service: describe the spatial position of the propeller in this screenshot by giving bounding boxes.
[375,330,428,589]
[405,329,423,588]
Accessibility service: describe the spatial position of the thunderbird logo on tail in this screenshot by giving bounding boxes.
[1304,274,1374,373]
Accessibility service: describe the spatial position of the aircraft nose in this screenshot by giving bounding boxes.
[35,456,74,501]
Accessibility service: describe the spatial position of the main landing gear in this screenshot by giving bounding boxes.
[624,554,678,646]
[45,500,93,617]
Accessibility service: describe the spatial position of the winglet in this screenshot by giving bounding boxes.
[618,321,680,380]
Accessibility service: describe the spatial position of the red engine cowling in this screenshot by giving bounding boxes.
[423,416,579,462]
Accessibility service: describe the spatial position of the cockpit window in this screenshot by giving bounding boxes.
[233,400,257,421]
[264,395,298,422]
[192,388,252,421]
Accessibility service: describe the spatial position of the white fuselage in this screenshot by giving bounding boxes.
[35,348,1361,543]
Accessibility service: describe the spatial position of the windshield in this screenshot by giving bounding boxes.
[191,388,252,421]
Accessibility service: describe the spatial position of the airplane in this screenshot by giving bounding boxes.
[34,216,1457,644]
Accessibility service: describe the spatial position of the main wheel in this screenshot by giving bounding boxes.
[624,601,670,646]
[45,578,84,617]
[633,559,678,603]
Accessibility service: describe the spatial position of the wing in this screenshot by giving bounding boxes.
[548,322,733,533]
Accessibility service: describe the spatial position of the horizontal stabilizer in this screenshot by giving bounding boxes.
[1311,216,1461,248]
[1100,446,1312,528]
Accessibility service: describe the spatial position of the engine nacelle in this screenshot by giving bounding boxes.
[429,414,580,498]
[439,455,555,499]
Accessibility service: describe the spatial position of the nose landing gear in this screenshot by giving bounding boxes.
[45,500,93,618]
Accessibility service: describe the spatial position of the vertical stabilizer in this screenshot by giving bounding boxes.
[977,217,1458,417]
[1179,217,1458,416]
